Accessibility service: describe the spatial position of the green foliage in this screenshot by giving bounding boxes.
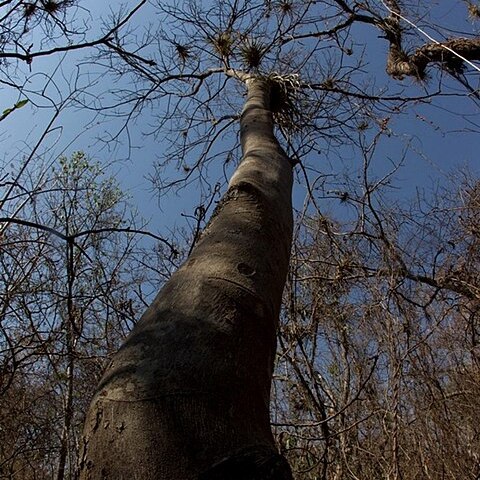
[0,151,151,478]
[0,99,29,122]
[54,152,123,228]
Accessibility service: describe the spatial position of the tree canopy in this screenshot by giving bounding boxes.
[0,1,479,478]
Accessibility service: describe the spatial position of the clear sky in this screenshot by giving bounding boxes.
[0,0,478,242]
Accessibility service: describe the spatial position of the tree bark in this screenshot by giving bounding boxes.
[380,1,480,80]
[78,77,294,479]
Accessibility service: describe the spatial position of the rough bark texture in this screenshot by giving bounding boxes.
[78,78,293,479]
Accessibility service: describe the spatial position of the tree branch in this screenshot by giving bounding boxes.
[379,1,480,79]
[0,0,151,65]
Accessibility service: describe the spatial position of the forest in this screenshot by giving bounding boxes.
[0,1,479,479]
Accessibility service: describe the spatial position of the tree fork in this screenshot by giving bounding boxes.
[79,77,294,479]
[380,1,480,79]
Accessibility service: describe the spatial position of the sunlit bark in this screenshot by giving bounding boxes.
[79,77,294,479]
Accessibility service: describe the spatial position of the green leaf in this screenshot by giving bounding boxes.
[0,99,29,122]
[15,99,28,109]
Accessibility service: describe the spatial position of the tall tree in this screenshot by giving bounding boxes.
[0,1,478,478]
[79,75,295,479]
[79,0,480,478]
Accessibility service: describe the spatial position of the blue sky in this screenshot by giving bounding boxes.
[0,0,478,243]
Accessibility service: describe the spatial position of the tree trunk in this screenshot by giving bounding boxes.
[78,77,294,479]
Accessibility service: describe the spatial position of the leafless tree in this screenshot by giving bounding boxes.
[274,158,480,478]
[76,0,480,478]
[0,0,479,478]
